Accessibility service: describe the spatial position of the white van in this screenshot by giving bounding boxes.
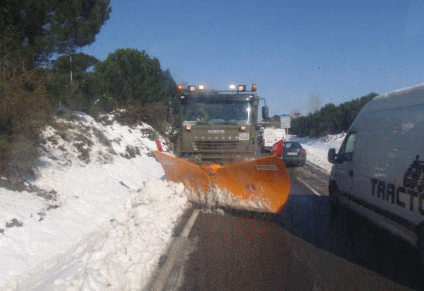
[327,84,424,268]
[262,128,287,152]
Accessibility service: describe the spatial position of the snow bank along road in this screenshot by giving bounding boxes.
[0,112,189,291]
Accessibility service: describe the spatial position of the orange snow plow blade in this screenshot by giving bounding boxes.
[153,151,290,214]
[153,151,211,194]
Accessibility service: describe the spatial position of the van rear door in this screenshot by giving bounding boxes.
[333,132,357,195]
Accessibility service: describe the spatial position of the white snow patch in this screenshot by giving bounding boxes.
[0,113,188,291]
[288,134,345,172]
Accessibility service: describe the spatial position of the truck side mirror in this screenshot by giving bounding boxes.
[328,148,337,164]
[262,106,269,120]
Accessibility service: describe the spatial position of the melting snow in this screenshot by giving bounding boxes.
[288,134,345,172]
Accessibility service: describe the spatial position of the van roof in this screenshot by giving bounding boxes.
[362,83,424,112]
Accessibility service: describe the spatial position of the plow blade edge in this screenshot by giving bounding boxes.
[153,151,290,214]
[153,151,211,194]
[212,155,290,213]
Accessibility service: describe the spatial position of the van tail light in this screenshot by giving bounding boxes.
[300,149,306,156]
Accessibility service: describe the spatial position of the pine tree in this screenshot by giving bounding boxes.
[0,0,112,67]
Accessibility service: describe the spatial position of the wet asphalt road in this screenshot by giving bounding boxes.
[286,165,423,290]
[149,163,424,290]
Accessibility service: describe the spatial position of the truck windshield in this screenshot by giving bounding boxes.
[182,98,252,125]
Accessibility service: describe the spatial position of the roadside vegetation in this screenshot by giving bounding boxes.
[290,92,378,137]
[0,0,177,180]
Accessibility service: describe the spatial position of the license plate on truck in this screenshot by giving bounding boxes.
[238,133,249,140]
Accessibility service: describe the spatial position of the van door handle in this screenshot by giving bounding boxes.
[349,170,354,177]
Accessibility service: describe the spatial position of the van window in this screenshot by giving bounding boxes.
[353,104,424,176]
[338,132,356,161]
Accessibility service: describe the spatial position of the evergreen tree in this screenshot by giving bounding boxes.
[0,0,111,67]
[95,48,176,105]
[290,92,378,137]
[52,53,100,79]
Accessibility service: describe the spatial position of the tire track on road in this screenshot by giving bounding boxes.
[289,163,330,196]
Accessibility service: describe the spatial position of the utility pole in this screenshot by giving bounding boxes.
[70,54,73,88]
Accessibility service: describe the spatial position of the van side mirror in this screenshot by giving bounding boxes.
[262,106,269,120]
[328,148,337,164]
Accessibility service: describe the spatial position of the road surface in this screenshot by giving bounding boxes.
[147,163,422,290]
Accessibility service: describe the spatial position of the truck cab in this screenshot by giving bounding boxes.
[176,84,263,164]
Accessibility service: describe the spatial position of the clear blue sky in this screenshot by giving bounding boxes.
[82,0,424,116]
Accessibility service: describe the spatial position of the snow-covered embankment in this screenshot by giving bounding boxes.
[0,112,189,290]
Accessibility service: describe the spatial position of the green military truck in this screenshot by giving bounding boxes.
[154,83,290,214]
[176,84,266,164]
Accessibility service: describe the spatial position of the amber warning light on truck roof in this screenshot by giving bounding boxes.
[178,83,257,92]
[238,85,247,92]
[229,84,257,92]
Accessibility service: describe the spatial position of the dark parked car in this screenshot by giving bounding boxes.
[282,141,306,166]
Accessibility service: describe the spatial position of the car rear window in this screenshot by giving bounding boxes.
[284,142,303,149]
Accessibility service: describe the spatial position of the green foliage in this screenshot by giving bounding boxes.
[52,53,100,79]
[44,49,176,130]
[45,53,103,113]
[0,1,177,177]
[0,62,53,178]
[95,48,177,105]
[113,101,168,133]
[85,48,178,131]
[291,92,378,137]
[42,69,69,108]
[0,1,112,179]
[0,0,112,67]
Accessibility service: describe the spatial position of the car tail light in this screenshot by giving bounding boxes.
[300,149,306,156]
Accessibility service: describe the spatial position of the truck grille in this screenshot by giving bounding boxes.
[194,141,239,151]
